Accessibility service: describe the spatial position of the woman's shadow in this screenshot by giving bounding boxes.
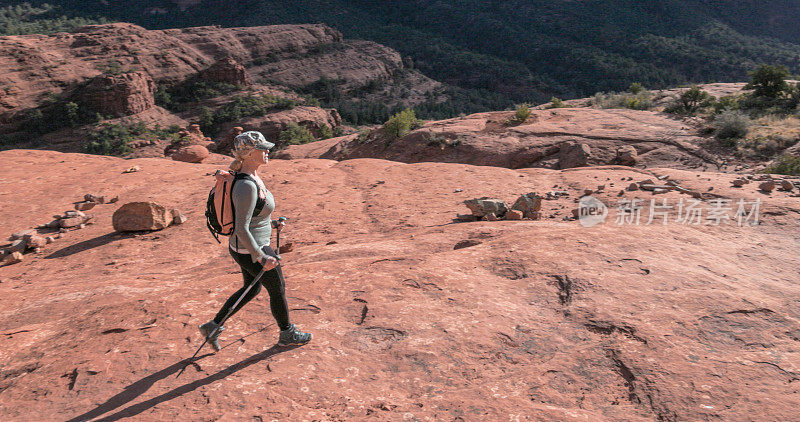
[66,341,299,422]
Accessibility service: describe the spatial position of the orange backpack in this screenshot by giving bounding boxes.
[205,170,265,243]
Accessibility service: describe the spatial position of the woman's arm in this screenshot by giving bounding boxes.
[231,179,268,263]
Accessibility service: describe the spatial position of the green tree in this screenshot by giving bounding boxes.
[383,109,422,138]
[279,123,316,147]
[745,64,790,98]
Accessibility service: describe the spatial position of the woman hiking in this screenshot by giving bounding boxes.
[199,131,312,351]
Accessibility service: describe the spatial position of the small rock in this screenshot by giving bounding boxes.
[454,188,463,193]
[759,181,775,192]
[484,213,499,221]
[583,189,594,196]
[60,216,87,228]
[597,185,605,191]
[1,251,23,266]
[505,210,523,220]
[653,188,668,195]
[75,201,96,211]
[627,183,639,191]
[618,190,625,196]
[615,145,638,166]
[528,211,542,220]
[64,210,86,218]
[123,166,141,173]
[23,234,47,250]
[780,180,794,191]
[732,179,747,187]
[78,224,86,229]
[170,209,188,225]
[464,197,509,218]
[511,193,543,218]
[45,236,54,244]
[59,228,68,233]
[108,196,119,204]
[5,238,28,255]
[9,229,34,241]
[84,194,106,204]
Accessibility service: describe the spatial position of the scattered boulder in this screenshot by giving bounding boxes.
[558,142,591,169]
[759,181,776,192]
[60,215,92,228]
[171,145,210,163]
[23,234,47,250]
[123,166,141,173]
[9,229,34,241]
[112,202,173,231]
[85,194,107,204]
[75,201,96,211]
[463,197,509,218]
[627,183,639,191]
[780,180,794,191]
[615,145,638,166]
[109,196,119,203]
[505,210,523,220]
[511,193,542,219]
[528,211,542,221]
[732,179,747,187]
[1,251,23,266]
[484,213,499,221]
[5,238,27,255]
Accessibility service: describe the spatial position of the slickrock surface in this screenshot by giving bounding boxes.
[0,149,798,420]
[277,108,723,170]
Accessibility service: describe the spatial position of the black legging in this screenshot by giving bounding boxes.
[213,245,291,331]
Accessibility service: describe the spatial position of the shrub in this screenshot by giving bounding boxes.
[515,103,532,121]
[745,64,790,99]
[591,91,652,110]
[628,82,645,94]
[665,85,715,115]
[278,123,316,147]
[318,124,333,140]
[83,122,180,156]
[713,110,750,146]
[546,98,563,109]
[713,95,740,114]
[84,124,135,156]
[383,108,422,138]
[765,154,800,175]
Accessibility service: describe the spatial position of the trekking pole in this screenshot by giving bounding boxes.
[275,216,286,260]
[176,265,267,379]
[176,217,287,378]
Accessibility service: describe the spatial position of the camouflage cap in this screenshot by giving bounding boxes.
[234,131,275,152]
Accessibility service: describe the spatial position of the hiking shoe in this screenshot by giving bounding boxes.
[278,323,312,346]
[199,321,225,352]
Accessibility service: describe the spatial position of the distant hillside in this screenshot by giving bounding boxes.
[13,1,800,110]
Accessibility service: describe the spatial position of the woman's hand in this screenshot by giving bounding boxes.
[258,254,279,270]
